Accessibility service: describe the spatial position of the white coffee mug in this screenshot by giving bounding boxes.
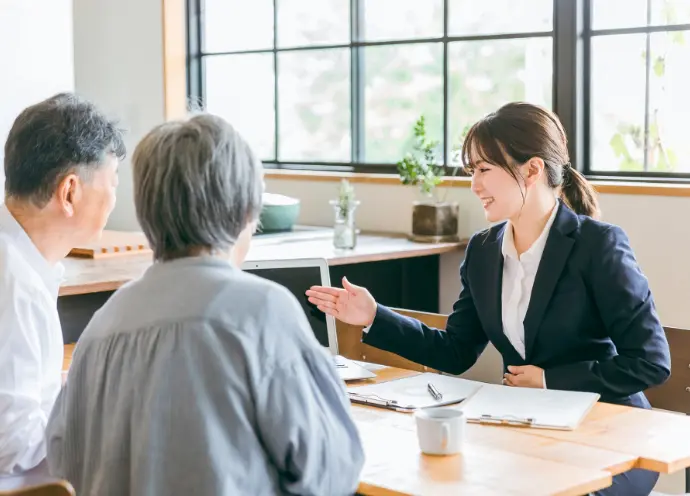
[414,407,465,455]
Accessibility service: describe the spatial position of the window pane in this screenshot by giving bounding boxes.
[278,49,351,162]
[592,0,690,29]
[590,35,647,172]
[651,0,690,25]
[648,31,690,172]
[364,43,443,164]
[448,38,552,159]
[203,0,273,52]
[449,0,552,36]
[591,31,690,173]
[591,0,647,29]
[277,0,349,48]
[363,0,443,41]
[204,54,275,160]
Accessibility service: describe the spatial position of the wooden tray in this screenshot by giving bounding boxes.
[69,230,152,259]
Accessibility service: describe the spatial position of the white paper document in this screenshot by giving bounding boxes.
[459,383,600,430]
[346,373,483,412]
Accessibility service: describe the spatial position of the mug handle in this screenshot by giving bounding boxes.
[441,422,450,450]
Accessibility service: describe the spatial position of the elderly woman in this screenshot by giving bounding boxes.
[45,114,364,495]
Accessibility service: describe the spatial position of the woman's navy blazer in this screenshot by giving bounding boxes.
[363,201,671,408]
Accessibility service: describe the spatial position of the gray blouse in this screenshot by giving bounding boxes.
[46,256,364,495]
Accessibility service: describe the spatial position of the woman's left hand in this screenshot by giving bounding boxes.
[503,365,544,388]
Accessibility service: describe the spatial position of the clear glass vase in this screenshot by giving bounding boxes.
[330,200,360,249]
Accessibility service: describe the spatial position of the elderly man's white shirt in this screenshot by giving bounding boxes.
[0,205,64,475]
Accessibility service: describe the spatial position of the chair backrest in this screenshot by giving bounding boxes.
[336,308,448,372]
[644,326,690,414]
[0,481,75,496]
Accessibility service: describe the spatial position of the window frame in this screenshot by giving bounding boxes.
[581,0,690,181]
[186,0,690,181]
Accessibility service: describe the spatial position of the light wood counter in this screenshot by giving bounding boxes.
[59,233,466,297]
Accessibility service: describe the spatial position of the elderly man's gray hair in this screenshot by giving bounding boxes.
[132,114,263,261]
[5,92,126,206]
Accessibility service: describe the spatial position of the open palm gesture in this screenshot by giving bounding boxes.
[306,277,377,326]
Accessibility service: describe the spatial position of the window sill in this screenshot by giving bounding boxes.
[264,170,690,197]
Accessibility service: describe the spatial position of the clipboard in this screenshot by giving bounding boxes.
[347,392,420,412]
[346,373,484,413]
[458,383,600,430]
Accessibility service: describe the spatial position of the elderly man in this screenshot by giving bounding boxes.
[0,93,125,475]
[47,114,364,495]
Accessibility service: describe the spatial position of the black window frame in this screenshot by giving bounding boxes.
[187,0,690,181]
[582,0,690,182]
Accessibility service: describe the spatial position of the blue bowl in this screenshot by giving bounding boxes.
[259,193,301,232]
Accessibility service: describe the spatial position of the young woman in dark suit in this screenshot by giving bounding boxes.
[307,102,671,496]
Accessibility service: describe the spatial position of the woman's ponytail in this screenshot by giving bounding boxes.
[560,164,601,219]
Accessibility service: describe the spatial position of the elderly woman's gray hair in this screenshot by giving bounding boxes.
[132,114,263,261]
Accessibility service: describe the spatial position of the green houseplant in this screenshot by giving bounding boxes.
[396,116,460,242]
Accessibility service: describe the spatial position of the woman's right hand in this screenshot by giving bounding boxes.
[306,277,377,327]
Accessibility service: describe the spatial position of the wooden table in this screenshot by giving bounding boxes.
[348,367,690,495]
[504,402,690,474]
[63,347,690,495]
[0,466,73,494]
[61,346,609,495]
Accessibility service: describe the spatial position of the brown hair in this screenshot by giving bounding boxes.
[461,102,600,219]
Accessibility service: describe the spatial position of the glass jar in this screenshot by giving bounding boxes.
[330,200,360,249]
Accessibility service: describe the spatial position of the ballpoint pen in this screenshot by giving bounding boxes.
[427,382,443,401]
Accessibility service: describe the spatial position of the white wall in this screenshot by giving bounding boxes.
[72,0,166,230]
[0,0,75,195]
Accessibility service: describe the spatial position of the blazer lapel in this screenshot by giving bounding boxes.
[483,225,525,365]
[523,203,578,361]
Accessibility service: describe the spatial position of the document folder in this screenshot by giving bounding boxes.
[459,383,600,430]
[347,373,600,430]
[346,373,483,412]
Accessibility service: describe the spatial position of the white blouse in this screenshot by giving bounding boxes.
[501,200,559,386]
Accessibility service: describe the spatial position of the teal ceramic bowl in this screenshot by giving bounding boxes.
[259,193,301,232]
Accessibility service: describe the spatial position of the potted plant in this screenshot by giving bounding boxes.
[396,116,460,243]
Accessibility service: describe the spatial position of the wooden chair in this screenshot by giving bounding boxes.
[0,481,74,496]
[644,326,690,493]
[644,327,690,415]
[336,307,447,372]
